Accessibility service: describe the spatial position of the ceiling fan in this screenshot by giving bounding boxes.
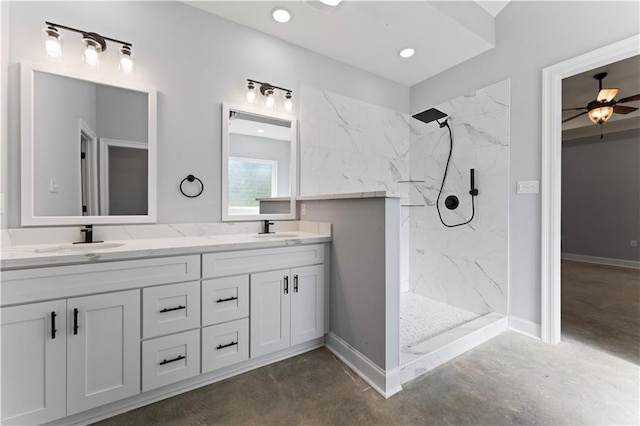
[563,72,640,137]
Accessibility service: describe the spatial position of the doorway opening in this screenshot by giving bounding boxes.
[541,35,639,344]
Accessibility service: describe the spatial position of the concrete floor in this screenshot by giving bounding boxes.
[99,261,639,425]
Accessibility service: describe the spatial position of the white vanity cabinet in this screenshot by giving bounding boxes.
[250,264,324,358]
[0,290,140,424]
[66,290,141,415]
[1,255,199,424]
[1,242,328,424]
[1,300,67,425]
[203,244,326,362]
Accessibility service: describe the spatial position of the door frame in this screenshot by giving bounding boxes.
[540,34,639,344]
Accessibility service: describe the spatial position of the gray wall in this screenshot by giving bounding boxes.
[301,198,400,371]
[410,1,640,324]
[108,146,148,215]
[562,129,640,261]
[33,72,97,216]
[4,1,409,228]
[96,85,148,143]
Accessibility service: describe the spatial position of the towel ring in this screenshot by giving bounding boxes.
[179,175,204,198]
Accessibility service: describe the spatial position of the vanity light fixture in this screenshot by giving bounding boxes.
[43,21,134,73]
[284,91,293,112]
[43,25,63,58]
[246,81,257,103]
[246,79,293,111]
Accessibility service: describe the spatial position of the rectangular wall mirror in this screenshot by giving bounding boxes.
[21,61,157,225]
[222,104,297,221]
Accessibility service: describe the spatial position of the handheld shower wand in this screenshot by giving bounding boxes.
[412,108,479,228]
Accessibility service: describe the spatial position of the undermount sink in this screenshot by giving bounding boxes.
[253,233,300,239]
[35,242,125,253]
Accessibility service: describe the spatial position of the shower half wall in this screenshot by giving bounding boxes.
[299,81,510,394]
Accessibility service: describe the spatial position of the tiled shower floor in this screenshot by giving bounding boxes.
[400,291,480,349]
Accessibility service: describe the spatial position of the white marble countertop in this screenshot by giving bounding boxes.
[1,231,331,270]
[297,191,398,201]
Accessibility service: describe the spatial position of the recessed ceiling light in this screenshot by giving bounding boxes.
[257,129,265,133]
[319,0,343,6]
[272,8,291,23]
[399,48,415,59]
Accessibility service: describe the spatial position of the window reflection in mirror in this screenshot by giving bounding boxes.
[222,105,297,221]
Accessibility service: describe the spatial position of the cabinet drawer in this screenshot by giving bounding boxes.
[202,275,249,326]
[2,255,201,306]
[202,318,249,373]
[142,330,200,392]
[202,244,324,278]
[143,281,200,338]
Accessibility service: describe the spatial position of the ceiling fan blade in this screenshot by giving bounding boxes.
[617,94,640,103]
[562,107,586,111]
[562,111,588,123]
[597,88,618,102]
[613,105,638,114]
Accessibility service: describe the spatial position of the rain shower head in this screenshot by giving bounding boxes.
[412,108,448,125]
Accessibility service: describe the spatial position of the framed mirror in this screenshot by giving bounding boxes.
[222,104,297,221]
[21,61,157,225]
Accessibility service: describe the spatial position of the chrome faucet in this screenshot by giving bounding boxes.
[260,220,275,234]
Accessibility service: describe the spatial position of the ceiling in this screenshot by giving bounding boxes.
[183,1,638,135]
[184,0,509,86]
[562,55,640,139]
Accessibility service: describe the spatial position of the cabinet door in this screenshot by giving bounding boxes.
[1,300,67,425]
[250,269,291,358]
[291,264,325,346]
[67,290,140,415]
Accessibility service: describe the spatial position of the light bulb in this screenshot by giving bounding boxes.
[84,45,99,66]
[43,26,62,58]
[82,36,103,67]
[45,38,62,57]
[119,46,134,73]
[247,82,256,103]
[266,89,275,108]
[284,92,293,112]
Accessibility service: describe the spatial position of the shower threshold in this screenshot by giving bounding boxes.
[398,312,507,384]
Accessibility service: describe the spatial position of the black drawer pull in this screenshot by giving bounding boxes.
[51,311,57,339]
[284,276,289,294]
[216,341,238,350]
[216,296,238,303]
[159,354,186,365]
[160,305,186,313]
[73,308,79,335]
[294,275,299,293]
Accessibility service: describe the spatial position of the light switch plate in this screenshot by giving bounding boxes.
[517,180,539,194]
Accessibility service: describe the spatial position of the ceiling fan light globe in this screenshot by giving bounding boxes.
[588,106,614,124]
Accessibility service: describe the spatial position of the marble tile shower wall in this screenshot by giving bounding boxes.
[299,81,509,313]
[299,85,413,291]
[409,80,510,315]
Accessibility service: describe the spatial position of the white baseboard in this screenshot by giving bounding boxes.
[508,316,541,339]
[562,253,640,269]
[324,332,402,399]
